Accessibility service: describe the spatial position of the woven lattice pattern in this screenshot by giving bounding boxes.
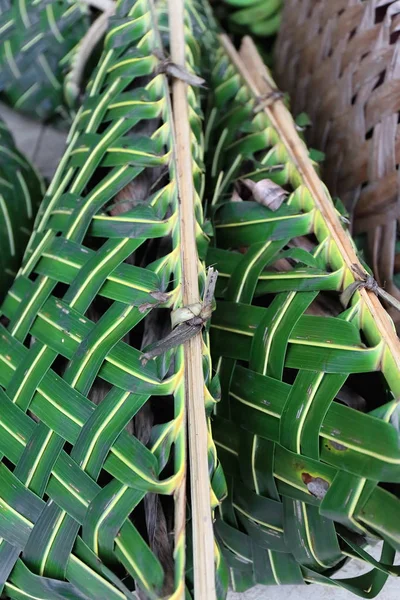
[275,0,400,324]
[0,119,44,300]
[205,36,400,595]
[0,1,226,598]
[0,0,89,120]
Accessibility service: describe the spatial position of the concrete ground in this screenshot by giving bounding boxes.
[0,102,67,179]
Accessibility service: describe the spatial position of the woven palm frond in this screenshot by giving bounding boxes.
[216,0,282,38]
[0,1,226,598]
[0,118,44,300]
[204,34,400,596]
[0,0,89,120]
[274,0,400,329]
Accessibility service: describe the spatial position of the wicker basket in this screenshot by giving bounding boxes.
[275,0,400,325]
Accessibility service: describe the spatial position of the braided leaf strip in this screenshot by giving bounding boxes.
[0,119,44,300]
[0,1,226,598]
[205,36,400,596]
[0,0,89,120]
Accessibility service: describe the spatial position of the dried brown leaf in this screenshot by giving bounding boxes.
[242,178,288,211]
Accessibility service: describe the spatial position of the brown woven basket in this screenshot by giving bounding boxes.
[275,0,400,324]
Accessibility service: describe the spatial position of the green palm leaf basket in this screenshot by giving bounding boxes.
[0,0,226,598]
[0,118,44,300]
[0,0,399,599]
[204,34,400,597]
[0,0,90,120]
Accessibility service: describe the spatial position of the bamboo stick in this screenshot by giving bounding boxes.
[169,1,216,597]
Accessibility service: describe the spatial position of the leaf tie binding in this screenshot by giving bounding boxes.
[141,268,218,365]
[253,89,285,113]
[341,264,400,312]
[153,49,205,87]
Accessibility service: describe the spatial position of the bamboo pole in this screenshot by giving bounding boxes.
[169,1,216,597]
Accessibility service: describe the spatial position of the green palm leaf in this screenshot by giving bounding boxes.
[0,1,226,598]
[0,118,44,300]
[0,0,89,120]
[205,35,400,597]
[213,0,282,40]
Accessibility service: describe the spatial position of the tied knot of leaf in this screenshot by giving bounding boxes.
[361,274,380,295]
[140,268,218,365]
[340,264,400,312]
[341,265,380,307]
[153,49,205,87]
[253,89,284,113]
[171,301,214,329]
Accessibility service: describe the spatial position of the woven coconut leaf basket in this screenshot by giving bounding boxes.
[275,0,400,329]
[0,0,398,599]
[0,1,227,598]
[0,118,44,300]
[0,0,90,120]
[205,33,400,596]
